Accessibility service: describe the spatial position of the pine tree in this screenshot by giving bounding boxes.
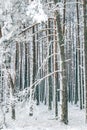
[54,0,68,124]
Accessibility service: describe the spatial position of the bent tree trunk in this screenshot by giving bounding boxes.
[54,0,68,124]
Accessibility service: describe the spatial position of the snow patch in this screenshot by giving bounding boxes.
[26,0,48,23]
[0,104,87,130]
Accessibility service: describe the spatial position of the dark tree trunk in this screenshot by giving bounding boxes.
[15,42,19,89]
[8,72,15,120]
[36,25,40,105]
[0,26,2,38]
[20,43,23,90]
[48,19,53,110]
[54,17,58,118]
[29,26,36,116]
[83,0,87,123]
[76,0,82,109]
[24,42,28,88]
[54,0,68,124]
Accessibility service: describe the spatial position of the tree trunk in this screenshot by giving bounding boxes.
[83,0,87,123]
[24,42,28,88]
[29,26,36,116]
[20,43,23,90]
[47,19,52,110]
[54,0,68,124]
[53,17,58,118]
[0,26,2,38]
[8,72,15,120]
[35,25,40,105]
[15,42,19,89]
[76,0,82,109]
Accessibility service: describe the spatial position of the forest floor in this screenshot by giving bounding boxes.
[0,103,87,130]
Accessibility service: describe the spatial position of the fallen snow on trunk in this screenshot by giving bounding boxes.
[1,103,87,130]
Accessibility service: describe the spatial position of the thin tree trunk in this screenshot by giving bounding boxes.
[24,42,28,88]
[15,42,19,89]
[76,0,82,109]
[83,0,87,123]
[53,17,58,118]
[0,26,2,38]
[48,19,52,110]
[35,25,40,105]
[8,72,15,120]
[20,43,23,90]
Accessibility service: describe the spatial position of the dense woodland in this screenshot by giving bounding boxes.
[0,0,87,127]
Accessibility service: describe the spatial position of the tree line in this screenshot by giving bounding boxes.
[0,0,87,126]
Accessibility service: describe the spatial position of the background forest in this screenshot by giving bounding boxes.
[0,0,87,130]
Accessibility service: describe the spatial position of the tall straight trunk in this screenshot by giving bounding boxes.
[32,26,36,85]
[0,26,2,38]
[29,26,36,116]
[20,43,23,90]
[76,0,82,109]
[67,22,72,102]
[83,0,87,123]
[15,42,19,89]
[35,25,40,105]
[75,48,78,104]
[44,24,48,105]
[8,72,15,120]
[53,17,58,118]
[63,0,66,35]
[54,0,68,124]
[46,20,51,109]
[28,44,30,88]
[48,19,52,110]
[24,42,28,88]
[40,42,45,103]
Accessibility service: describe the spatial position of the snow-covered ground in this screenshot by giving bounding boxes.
[0,103,87,130]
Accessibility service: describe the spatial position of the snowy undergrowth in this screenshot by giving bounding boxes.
[0,103,87,130]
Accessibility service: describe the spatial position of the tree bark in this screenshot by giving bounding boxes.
[0,26,2,38]
[53,17,58,118]
[76,0,82,109]
[83,0,87,123]
[15,42,19,89]
[8,71,15,120]
[54,0,68,124]
[24,42,28,88]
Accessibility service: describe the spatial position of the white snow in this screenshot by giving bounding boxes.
[0,1,87,130]
[0,103,87,130]
[26,0,48,23]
